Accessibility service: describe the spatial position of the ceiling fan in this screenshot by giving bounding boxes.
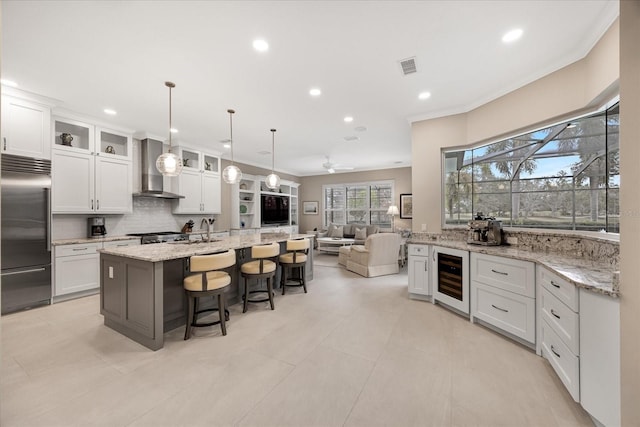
[322,156,354,174]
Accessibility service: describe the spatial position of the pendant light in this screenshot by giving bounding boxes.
[156,81,183,177]
[222,109,242,184]
[265,128,281,190]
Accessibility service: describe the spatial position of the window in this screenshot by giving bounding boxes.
[323,181,394,228]
[443,101,619,233]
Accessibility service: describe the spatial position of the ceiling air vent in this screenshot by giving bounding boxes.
[343,136,360,142]
[399,57,417,75]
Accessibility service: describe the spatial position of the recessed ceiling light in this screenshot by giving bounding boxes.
[104,108,117,115]
[223,143,231,149]
[418,91,431,100]
[344,116,354,123]
[309,88,322,97]
[170,128,178,134]
[502,28,523,43]
[253,39,269,52]
[0,79,18,87]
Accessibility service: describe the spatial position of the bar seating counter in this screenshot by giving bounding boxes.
[99,233,314,350]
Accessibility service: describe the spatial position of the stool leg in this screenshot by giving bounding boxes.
[281,265,287,295]
[243,276,249,313]
[301,265,307,293]
[218,293,227,336]
[267,276,274,310]
[184,293,194,340]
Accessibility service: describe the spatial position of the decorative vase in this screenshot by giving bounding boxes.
[60,133,73,146]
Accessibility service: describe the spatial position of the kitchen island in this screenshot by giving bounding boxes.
[99,233,314,350]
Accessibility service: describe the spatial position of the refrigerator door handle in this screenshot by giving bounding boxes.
[1,267,47,276]
[45,187,52,251]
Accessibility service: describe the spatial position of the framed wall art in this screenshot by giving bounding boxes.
[303,201,319,215]
[400,193,413,219]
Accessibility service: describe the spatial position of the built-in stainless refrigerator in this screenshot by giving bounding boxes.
[1,154,52,314]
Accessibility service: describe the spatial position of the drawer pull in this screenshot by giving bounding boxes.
[116,244,128,247]
[550,280,561,289]
[491,304,509,313]
[550,309,561,319]
[72,247,88,251]
[550,345,561,358]
[491,269,508,276]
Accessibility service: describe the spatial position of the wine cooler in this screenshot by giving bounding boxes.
[432,246,470,315]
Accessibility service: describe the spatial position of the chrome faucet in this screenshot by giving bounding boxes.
[200,218,212,242]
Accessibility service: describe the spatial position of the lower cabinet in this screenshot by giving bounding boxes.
[54,239,140,299]
[54,242,101,297]
[470,252,536,345]
[407,244,430,298]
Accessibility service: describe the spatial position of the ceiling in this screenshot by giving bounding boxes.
[1,1,618,176]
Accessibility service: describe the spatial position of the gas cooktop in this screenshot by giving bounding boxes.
[126,231,190,244]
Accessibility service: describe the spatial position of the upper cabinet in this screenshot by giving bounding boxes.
[172,146,221,214]
[51,116,132,214]
[1,94,52,160]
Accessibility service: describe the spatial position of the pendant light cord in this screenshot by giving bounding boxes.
[271,129,276,173]
[228,109,235,165]
[165,81,175,153]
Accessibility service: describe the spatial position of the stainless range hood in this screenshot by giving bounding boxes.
[133,138,185,199]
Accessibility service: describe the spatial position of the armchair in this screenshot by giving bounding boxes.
[346,233,401,277]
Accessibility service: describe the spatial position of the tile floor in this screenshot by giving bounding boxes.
[1,254,594,426]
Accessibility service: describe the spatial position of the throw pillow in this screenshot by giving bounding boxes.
[355,227,367,240]
[330,226,344,238]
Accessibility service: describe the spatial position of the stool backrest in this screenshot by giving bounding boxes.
[251,242,280,259]
[286,238,309,252]
[190,249,236,273]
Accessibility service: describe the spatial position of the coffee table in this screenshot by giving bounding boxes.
[317,237,356,254]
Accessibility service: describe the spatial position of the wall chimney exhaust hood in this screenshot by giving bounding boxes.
[133,138,185,199]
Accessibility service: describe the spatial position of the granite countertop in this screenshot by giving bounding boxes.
[407,237,618,297]
[99,233,314,263]
[52,235,142,246]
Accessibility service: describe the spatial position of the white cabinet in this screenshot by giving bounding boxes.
[408,244,431,298]
[231,174,260,234]
[51,117,132,214]
[1,94,51,159]
[54,239,140,298]
[579,290,620,427]
[172,146,221,214]
[537,267,580,402]
[471,253,536,345]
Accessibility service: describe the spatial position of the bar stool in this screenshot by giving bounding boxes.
[183,249,236,340]
[240,242,280,313]
[279,238,310,295]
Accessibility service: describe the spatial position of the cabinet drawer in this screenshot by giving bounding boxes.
[54,252,99,296]
[538,267,579,312]
[55,242,101,257]
[471,253,535,297]
[103,239,140,248]
[541,320,580,401]
[471,282,536,344]
[408,244,429,256]
[541,287,580,354]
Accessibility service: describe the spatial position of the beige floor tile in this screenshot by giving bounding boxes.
[238,345,375,427]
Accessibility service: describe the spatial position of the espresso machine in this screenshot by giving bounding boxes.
[88,217,107,238]
[467,212,503,246]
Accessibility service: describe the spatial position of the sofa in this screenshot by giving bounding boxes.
[318,223,379,245]
[346,233,401,277]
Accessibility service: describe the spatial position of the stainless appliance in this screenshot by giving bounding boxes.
[467,213,503,246]
[126,231,189,245]
[88,216,107,238]
[1,154,52,314]
[432,246,470,315]
[132,138,184,199]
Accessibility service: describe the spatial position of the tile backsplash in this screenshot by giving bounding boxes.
[52,198,217,240]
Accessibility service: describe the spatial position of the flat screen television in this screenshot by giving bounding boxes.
[261,194,290,226]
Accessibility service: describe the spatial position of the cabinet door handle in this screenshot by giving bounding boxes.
[491,269,508,276]
[3,137,6,150]
[550,280,561,289]
[116,244,128,247]
[73,247,88,251]
[91,199,94,210]
[550,345,561,358]
[550,309,561,319]
[424,262,427,272]
[97,200,100,210]
[491,304,509,313]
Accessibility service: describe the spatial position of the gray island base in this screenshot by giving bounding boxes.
[99,233,314,350]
